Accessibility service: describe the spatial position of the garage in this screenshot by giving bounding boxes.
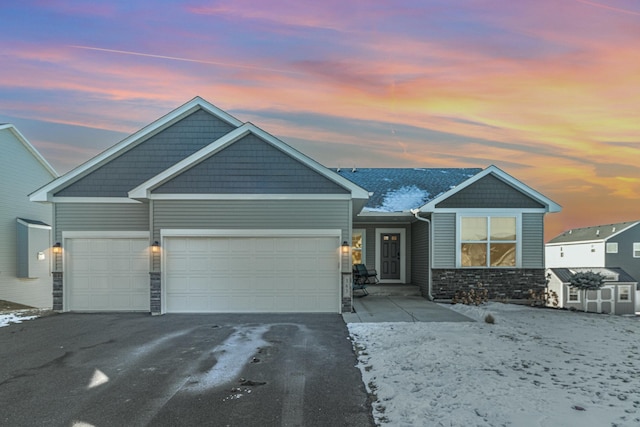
[65,234,150,311]
[163,233,341,313]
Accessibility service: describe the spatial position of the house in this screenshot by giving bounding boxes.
[30,97,561,314]
[0,124,58,308]
[546,221,640,282]
[546,267,637,315]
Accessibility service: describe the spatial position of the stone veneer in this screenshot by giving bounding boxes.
[150,272,161,315]
[53,272,63,311]
[428,268,546,300]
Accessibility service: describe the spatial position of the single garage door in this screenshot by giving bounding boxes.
[66,237,150,311]
[164,235,340,313]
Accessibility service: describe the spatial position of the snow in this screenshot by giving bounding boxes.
[368,185,430,212]
[0,312,38,327]
[348,302,640,427]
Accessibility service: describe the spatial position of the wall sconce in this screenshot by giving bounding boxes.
[152,241,160,253]
[341,241,350,254]
[52,242,62,254]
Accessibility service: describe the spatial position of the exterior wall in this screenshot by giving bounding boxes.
[153,134,349,195]
[410,220,429,296]
[606,225,640,281]
[432,212,456,268]
[432,268,546,300]
[545,242,605,269]
[0,128,56,308]
[522,213,545,268]
[55,109,237,197]
[546,271,565,307]
[352,222,412,283]
[560,284,635,315]
[436,174,545,209]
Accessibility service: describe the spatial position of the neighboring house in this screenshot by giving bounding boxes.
[546,221,640,282]
[0,124,58,308]
[546,267,637,315]
[30,97,560,314]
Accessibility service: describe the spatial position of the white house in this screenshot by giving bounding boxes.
[0,124,58,308]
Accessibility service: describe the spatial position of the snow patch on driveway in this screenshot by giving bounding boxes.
[0,313,38,328]
[186,324,269,391]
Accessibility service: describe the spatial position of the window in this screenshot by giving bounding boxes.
[618,285,631,302]
[634,243,640,258]
[568,287,580,302]
[351,230,365,265]
[606,242,618,253]
[460,216,517,267]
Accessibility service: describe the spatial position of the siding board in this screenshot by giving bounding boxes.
[433,213,456,268]
[522,213,544,268]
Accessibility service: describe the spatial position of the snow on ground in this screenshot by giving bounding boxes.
[0,312,38,328]
[348,302,640,427]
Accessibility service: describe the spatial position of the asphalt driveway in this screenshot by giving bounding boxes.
[0,313,374,427]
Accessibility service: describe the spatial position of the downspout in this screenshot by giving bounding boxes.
[411,209,433,300]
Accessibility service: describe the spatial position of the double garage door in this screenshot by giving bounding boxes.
[65,233,341,313]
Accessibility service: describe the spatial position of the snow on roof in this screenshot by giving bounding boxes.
[334,167,481,212]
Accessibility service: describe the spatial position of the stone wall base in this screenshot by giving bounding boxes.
[53,272,63,311]
[431,268,546,300]
[150,272,161,315]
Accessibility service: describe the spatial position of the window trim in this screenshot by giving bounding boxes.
[606,242,618,254]
[618,285,632,303]
[567,286,581,303]
[633,242,640,258]
[456,212,522,268]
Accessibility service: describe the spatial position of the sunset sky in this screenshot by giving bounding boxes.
[2,0,639,241]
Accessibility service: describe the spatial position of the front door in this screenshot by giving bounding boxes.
[380,233,401,280]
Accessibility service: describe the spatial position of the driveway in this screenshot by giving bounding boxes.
[0,313,374,427]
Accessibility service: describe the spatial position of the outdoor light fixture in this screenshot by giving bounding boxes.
[152,241,160,253]
[52,242,62,254]
[341,241,350,254]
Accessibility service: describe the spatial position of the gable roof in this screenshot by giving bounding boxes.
[30,97,242,202]
[547,221,640,244]
[549,267,637,284]
[418,165,561,213]
[129,122,369,201]
[0,124,58,178]
[335,167,481,212]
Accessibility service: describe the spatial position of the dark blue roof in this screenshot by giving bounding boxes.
[334,168,482,212]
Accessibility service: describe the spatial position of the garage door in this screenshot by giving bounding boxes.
[66,238,150,311]
[164,235,340,313]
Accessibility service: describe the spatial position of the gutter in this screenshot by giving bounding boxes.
[411,209,434,300]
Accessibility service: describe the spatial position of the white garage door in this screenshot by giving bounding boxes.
[164,235,340,313]
[66,238,150,311]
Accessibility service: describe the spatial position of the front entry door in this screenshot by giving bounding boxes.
[380,233,401,280]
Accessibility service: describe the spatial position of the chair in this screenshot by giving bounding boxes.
[352,264,379,296]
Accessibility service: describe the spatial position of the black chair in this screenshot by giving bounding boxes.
[352,264,379,296]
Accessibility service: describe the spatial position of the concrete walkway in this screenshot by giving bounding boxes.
[342,296,474,323]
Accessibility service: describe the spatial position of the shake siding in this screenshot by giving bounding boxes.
[152,199,351,271]
[54,203,150,242]
[522,213,544,268]
[432,213,456,268]
[0,128,56,308]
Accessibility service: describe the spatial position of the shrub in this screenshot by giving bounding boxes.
[484,314,495,324]
[529,288,559,307]
[452,283,489,306]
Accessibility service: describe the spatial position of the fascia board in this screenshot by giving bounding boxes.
[417,165,562,213]
[50,197,142,204]
[146,193,352,201]
[1,124,58,178]
[30,97,242,202]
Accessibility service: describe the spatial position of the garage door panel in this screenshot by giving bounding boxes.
[165,235,340,313]
[66,237,150,311]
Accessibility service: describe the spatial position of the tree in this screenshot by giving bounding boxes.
[569,271,606,312]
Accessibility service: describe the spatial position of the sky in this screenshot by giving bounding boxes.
[1,0,639,241]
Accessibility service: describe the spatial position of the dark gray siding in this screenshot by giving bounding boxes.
[411,220,429,292]
[54,203,149,243]
[522,213,545,268]
[436,174,545,209]
[153,134,348,194]
[55,109,237,197]
[152,200,351,271]
[606,224,640,281]
[432,213,456,268]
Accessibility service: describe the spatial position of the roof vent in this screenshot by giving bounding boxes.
[568,230,572,234]
[336,167,341,172]
[612,227,616,232]
[596,229,600,236]
[352,167,357,172]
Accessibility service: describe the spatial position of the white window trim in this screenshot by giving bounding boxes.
[606,242,618,254]
[567,286,581,303]
[618,285,632,303]
[456,212,522,268]
[352,228,366,266]
[633,242,640,258]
